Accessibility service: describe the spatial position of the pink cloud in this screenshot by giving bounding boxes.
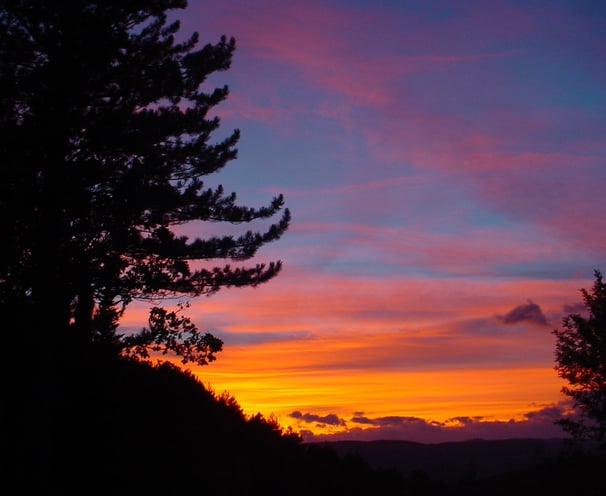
[133,269,584,342]
[186,2,606,261]
[285,219,581,277]
[216,91,290,126]
[352,106,606,253]
[279,174,426,197]
[189,1,528,113]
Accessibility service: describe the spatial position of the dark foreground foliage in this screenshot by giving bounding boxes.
[4,355,606,495]
[5,356,408,495]
[331,439,606,496]
[447,452,606,496]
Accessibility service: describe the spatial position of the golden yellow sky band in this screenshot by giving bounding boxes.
[193,340,565,436]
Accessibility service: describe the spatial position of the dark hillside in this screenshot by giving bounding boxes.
[7,357,408,495]
[9,355,603,495]
[328,438,606,495]
[329,438,572,482]
[13,357,304,494]
[450,452,606,496]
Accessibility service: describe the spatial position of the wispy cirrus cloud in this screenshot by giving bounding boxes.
[213,329,314,346]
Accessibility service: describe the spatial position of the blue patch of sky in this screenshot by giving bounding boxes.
[339,0,458,20]
[212,329,314,346]
[491,260,600,281]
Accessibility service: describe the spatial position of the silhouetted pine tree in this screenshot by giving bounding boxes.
[554,270,606,441]
[0,1,289,489]
[0,0,289,361]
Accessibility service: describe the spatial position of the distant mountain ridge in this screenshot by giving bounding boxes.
[326,438,576,482]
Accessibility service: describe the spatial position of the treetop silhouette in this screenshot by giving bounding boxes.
[0,0,290,363]
[554,270,606,441]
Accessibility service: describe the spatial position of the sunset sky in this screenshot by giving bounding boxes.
[122,0,606,443]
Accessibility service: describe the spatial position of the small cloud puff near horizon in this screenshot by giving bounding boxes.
[497,300,549,327]
[289,411,346,426]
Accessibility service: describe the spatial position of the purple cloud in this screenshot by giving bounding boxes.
[446,416,485,426]
[351,416,378,425]
[289,411,346,426]
[562,302,586,315]
[497,300,549,326]
[301,402,572,444]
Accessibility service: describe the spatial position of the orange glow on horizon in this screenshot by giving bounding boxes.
[192,342,565,436]
[119,273,579,439]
